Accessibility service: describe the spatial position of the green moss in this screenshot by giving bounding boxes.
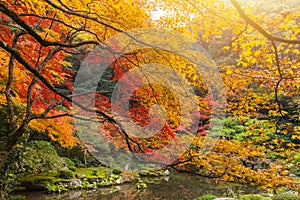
[241,194,269,200]
[193,194,215,200]
[58,169,74,179]
[272,193,300,200]
[76,167,107,178]
[18,175,58,190]
[47,184,68,193]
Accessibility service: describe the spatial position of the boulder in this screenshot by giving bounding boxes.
[69,179,82,188]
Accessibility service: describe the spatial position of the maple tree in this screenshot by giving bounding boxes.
[142,0,300,192]
[0,0,149,168]
[0,0,299,193]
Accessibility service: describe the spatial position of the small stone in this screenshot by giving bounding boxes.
[88,184,97,189]
[69,191,82,198]
[76,173,86,179]
[96,178,103,182]
[87,178,96,184]
[115,178,123,184]
[163,169,170,176]
[69,179,82,187]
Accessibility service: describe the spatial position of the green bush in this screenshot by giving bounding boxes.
[92,169,98,176]
[62,157,75,168]
[71,158,83,168]
[194,194,215,200]
[86,156,101,167]
[272,193,300,200]
[78,164,85,168]
[2,141,66,175]
[208,116,255,141]
[241,194,269,200]
[53,144,84,167]
[58,169,74,179]
[112,169,122,175]
[69,166,77,172]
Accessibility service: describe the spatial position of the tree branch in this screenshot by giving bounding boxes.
[272,41,284,131]
[229,0,300,45]
[0,3,99,48]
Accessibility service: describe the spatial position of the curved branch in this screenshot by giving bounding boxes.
[0,41,109,119]
[0,3,99,48]
[230,0,300,45]
[272,41,284,130]
[0,40,146,155]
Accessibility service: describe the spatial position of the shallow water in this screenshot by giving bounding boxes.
[20,172,257,200]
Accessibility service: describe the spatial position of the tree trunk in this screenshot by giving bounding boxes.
[0,151,10,171]
[0,122,29,171]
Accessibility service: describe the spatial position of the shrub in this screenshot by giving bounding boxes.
[58,169,74,179]
[78,164,85,168]
[2,141,66,175]
[112,169,122,175]
[69,166,77,172]
[92,169,98,176]
[86,156,101,167]
[71,158,83,168]
[62,157,75,168]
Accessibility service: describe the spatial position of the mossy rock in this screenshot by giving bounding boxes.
[3,141,67,175]
[18,175,58,190]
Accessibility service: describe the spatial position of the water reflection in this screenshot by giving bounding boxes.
[22,172,258,200]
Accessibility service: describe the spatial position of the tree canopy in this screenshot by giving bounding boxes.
[0,0,299,193]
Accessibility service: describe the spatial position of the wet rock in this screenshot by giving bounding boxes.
[87,178,96,184]
[87,184,97,189]
[97,178,103,182]
[69,191,82,198]
[69,179,82,188]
